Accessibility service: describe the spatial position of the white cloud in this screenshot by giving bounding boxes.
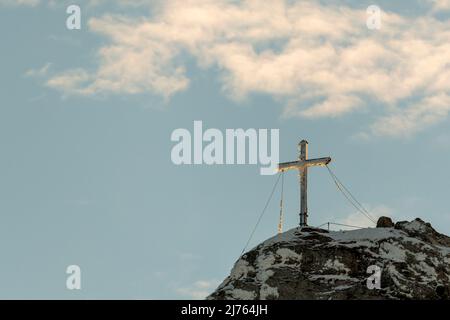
[0,0,40,6]
[88,0,152,6]
[25,63,52,77]
[337,204,418,229]
[428,0,450,12]
[290,95,363,119]
[46,69,92,95]
[0,0,150,8]
[338,204,394,228]
[40,0,450,137]
[175,279,220,299]
[370,94,450,137]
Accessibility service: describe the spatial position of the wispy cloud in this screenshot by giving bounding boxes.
[338,204,394,228]
[46,69,92,95]
[337,204,417,228]
[0,0,40,6]
[33,0,450,138]
[176,279,220,299]
[25,63,52,78]
[369,94,450,138]
[0,0,146,8]
[428,0,450,12]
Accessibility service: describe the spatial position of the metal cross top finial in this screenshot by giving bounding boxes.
[278,140,331,227]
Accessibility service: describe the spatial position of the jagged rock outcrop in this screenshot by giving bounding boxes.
[377,216,394,228]
[208,218,450,300]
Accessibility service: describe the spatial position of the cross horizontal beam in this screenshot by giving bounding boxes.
[278,157,331,172]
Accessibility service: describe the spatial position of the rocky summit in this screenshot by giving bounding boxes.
[208,218,450,300]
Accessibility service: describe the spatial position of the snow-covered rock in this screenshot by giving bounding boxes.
[208,218,450,300]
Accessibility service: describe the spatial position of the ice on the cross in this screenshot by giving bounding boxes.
[278,140,331,227]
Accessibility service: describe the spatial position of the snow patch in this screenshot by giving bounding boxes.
[276,248,302,264]
[324,259,350,273]
[309,274,359,282]
[328,228,403,242]
[379,241,406,262]
[334,284,355,291]
[417,261,438,280]
[230,289,256,300]
[230,259,255,280]
[403,220,428,233]
[260,284,279,300]
[255,253,279,299]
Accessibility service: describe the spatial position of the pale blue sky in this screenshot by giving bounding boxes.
[0,0,450,299]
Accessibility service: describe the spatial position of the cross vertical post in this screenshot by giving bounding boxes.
[299,140,308,227]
